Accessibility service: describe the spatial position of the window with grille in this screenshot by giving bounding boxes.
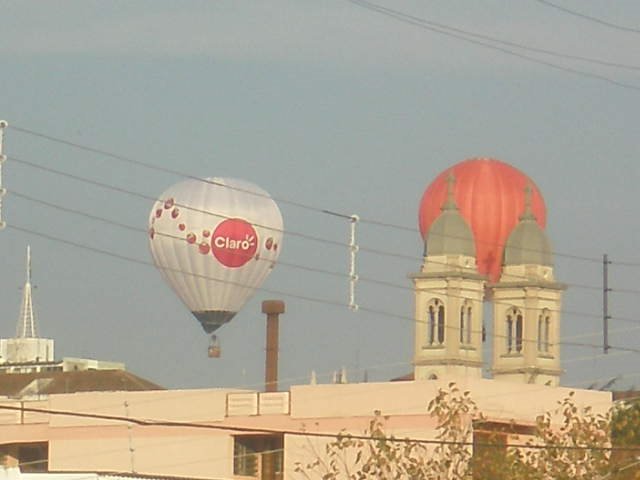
[233,435,283,479]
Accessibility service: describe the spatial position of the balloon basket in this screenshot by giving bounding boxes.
[208,335,221,358]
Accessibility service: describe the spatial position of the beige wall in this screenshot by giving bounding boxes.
[291,377,609,420]
[0,379,612,480]
[48,389,239,427]
[50,431,233,478]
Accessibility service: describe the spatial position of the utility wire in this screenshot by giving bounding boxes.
[7,125,333,216]
[7,155,640,346]
[533,0,640,34]
[6,128,635,266]
[349,0,640,71]
[6,188,611,323]
[5,221,640,355]
[12,386,640,476]
[5,157,638,327]
[347,0,640,92]
[50,352,631,419]
[6,223,348,310]
[9,185,613,297]
[0,403,633,452]
[7,151,621,269]
[610,259,640,268]
[8,154,345,249]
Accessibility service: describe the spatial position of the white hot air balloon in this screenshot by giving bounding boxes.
[148,177,283,355]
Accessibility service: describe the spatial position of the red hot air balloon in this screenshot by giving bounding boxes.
[418,158,546,283]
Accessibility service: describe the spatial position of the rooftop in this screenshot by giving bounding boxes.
[0,369,163,397]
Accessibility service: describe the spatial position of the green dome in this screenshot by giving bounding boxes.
[425,209,476,257]
[503,215,553,266]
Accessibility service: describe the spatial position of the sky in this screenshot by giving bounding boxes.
[0,0,639,391]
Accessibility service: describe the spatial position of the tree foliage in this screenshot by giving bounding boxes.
[294,384,640,480]
[507,391,610,480]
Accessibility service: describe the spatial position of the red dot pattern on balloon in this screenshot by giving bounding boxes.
[178,223,186,231]
[171,208,179,219]
[186,233,196,244]
[211,218,258,268]
[199,242,210,255]
[164,198,174,210]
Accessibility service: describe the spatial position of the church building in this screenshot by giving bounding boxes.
[412,158,565,386]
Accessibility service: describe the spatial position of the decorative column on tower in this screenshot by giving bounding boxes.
[410,173,486,380]
[490,186,565,386]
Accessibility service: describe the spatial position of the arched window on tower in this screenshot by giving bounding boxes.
[515,313,523,353]
[437,303,445,344]
[460,301,473,345]
[537,309,551,354]
[428,304,436,345]
[506,307,523,354]
[427,299,445,346]
[537,314,543,351]
[544,315,551,353]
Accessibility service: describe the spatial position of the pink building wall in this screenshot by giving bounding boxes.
[0,377,612,479]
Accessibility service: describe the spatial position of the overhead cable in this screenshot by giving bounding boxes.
[347,0,640,92]
[6,222,640,353]
[9,185,613,296]
[0,403,632,452]
[350,0,640,71]
[6,148,623,267]
[8,186,615,320]
[533,0,640,34]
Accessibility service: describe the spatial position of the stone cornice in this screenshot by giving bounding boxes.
[414,358,484,368]
[489,280,567,291]
[491,365,563,376]
[409,271,487,281]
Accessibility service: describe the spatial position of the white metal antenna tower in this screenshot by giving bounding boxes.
[17,245,37,338]
[0,120,7,229]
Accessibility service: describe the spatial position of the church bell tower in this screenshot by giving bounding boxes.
[490,187,565,386]
[411,173,486,380]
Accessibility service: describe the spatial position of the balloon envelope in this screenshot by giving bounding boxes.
[148,177,283,334]
[418,158,546,283]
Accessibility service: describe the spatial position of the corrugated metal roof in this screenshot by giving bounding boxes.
[0,370,163,398]
[8,468,219,480]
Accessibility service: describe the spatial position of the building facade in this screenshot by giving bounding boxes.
[0,378,611,479]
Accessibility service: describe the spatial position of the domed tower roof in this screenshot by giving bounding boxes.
[425,172,475,257]
[503,186,553,267]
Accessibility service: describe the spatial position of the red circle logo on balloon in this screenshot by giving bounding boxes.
[211,218,258,268]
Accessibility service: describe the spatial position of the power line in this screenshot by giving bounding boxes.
[0,403,632,452]
[7,150,620,270]
[349,0,640,71]
[533,0,640,34]
[347,0,640,92]
[610,259,640,268]
[5,221,640,357]
[9,184,614,297]
[5,135,640,355]
[5,223,348,310]
[8,154,346,249]
[6,154,640,357]
[4,188,610,323]
[7,125,335,217]
[5,127,634,266]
